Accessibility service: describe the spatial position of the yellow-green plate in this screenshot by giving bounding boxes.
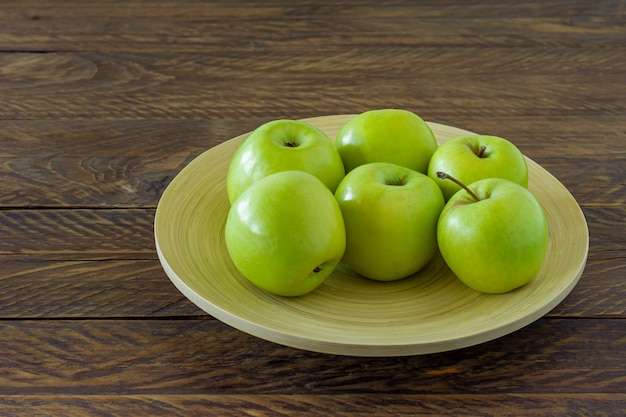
[154,115,588,356]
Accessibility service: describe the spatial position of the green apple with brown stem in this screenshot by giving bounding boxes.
[334,162,445,281]
[227,119,345,204]
[225,170,346,297]
[436,173,549,293]
[428,135,528,200]
[335,109,438,174]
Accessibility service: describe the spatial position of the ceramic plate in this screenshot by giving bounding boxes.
[154,115,589,356]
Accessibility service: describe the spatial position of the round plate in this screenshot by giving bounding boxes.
[154,114,589,357]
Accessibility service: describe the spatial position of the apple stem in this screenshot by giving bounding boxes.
[477,145,487,158]
[386,174,408,186]
[436,172,481,202]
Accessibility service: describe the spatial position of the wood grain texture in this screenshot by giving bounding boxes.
[1,206,620,262]
[0,394,624,417]
[582,206,626,260]
[0,0,624,52]
[0,255,622,320]
[0,209,156,259]
[1,115,623,208]
[0,318,624,395]
[0,259,202,318]
[0,48,624,120]
[0,121,210,208]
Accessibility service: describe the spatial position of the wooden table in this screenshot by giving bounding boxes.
[1,1,624,415]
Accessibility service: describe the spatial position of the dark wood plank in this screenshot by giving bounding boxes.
[0,205,622,318]
[534,157,626,207]
[2,0,622,21]
[0,256,622,319]
[2,116,623,160]
[582,206,626,260]
[0,120,222,208]
[0,209,156,259]
[0,0,624,52]
[0,115,624,208]
[0,259,201,318]
[551,257,626,318]
[0,394,623,417]
[0,318,623,395]
[0,203,622,260]
[0,255,623,320]
[0,48,623,121]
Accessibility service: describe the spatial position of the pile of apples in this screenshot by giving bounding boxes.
[224,109,549,297]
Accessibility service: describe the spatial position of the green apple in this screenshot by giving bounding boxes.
[334,162,445,281]
[335,109,438,174]
[227,119,345,204]
[225,170,346,297]
[436,174,549,293]
[427,135,528,200]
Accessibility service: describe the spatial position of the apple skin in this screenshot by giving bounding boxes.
[227,119,345,204]
[427,135,528,200]
[225,170,346,297]
[437,178,549,294]
[335,109,438,174]
[334,162,445,281]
